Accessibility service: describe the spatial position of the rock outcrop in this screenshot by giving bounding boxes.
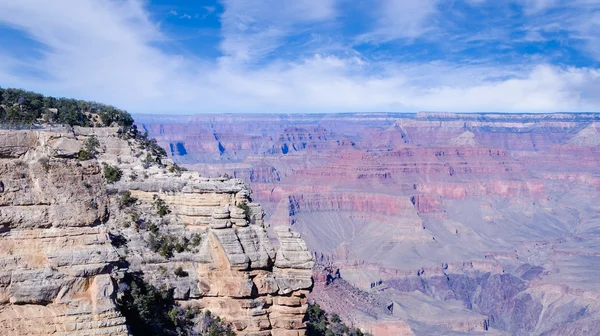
[0,127,314,335]
[0,130,125,335]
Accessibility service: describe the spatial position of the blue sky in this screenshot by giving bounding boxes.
[0,0,599,114]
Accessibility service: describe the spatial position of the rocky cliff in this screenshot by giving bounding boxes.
[0,126,314,335]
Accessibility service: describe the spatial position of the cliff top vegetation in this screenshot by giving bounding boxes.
[0,87,133,127]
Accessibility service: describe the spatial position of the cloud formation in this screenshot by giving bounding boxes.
[0,0,598,114]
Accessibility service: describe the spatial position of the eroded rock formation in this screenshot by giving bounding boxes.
[0,127,314,335]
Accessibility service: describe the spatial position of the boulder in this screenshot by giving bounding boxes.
[49,137,81,158]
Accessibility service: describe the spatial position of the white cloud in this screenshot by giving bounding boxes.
[170,9,193,20]
[0,0,599,114]
[521,0,558,13]
[218,0,338,62]
[461,0,600,60]
[0,0,176,103]
[358,0,439,43]
[198,60,600,113]
[524,1,600,60]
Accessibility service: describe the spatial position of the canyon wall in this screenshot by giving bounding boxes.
[138,112,600,335]
[0,127,314,335]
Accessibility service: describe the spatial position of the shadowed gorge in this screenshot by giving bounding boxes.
[139,112,600,335]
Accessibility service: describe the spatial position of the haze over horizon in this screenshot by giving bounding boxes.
[1,0,600,114]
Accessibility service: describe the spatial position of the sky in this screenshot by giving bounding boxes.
[0,0,599,114]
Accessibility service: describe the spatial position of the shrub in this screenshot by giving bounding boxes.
[158,241,175,258]
[180,237,190,251]
[109,232,128,248]
[84,135,100,154]
[237,201,251,220]
[98,108,134,128]
[78,149,94,161]
[306,303,371,336]
[190,233,202,247]
[149,233,176,259]
[136,132,168,168]
[79,136,101,160]
[174,242,185,253]
[119,191,137,208]
[198,310,235,336]
[142,153,154,169]
[147,223,159,235]
[115,273,181,335]
[104,164,122,183]
[174,267,188,277]
[38,157,51,172]
[153,195,171,217]
[130,212,140,224]
[148,233,194,259]
[168,164,187,174]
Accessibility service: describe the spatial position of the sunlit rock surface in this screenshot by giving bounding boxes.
[0,127,313,335]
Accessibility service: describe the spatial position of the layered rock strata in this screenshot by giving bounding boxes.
[0,127,314,335]
[138,112,600,334]
[0,130,125,335]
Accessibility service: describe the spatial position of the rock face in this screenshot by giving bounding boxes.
[138,112,600,335]
[0,128,314,335]
[0,130,125,335]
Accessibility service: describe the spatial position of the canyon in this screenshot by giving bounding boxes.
[137,112,600,335]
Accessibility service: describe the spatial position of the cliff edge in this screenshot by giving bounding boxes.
[0,125,314,335]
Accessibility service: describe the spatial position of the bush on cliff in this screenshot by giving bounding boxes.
[78,149,94,161]
[119,191,138,208]
[116,273,234,336]
[197,311,235,336]
[116,273,180,335]
[153,194,171,217]
[138,132,168,167]
[306,303,371,336]
[79,137,101,160]
[149,233,177,259]
[174,266,188,277]
[84,136,101,154]
[103,164,123,183]
[148,231,193,259]
[237,201,251,220]
[169,163,187,174]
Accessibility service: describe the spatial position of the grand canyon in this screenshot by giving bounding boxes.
[3,0,600,335]
[137,112,600,335]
